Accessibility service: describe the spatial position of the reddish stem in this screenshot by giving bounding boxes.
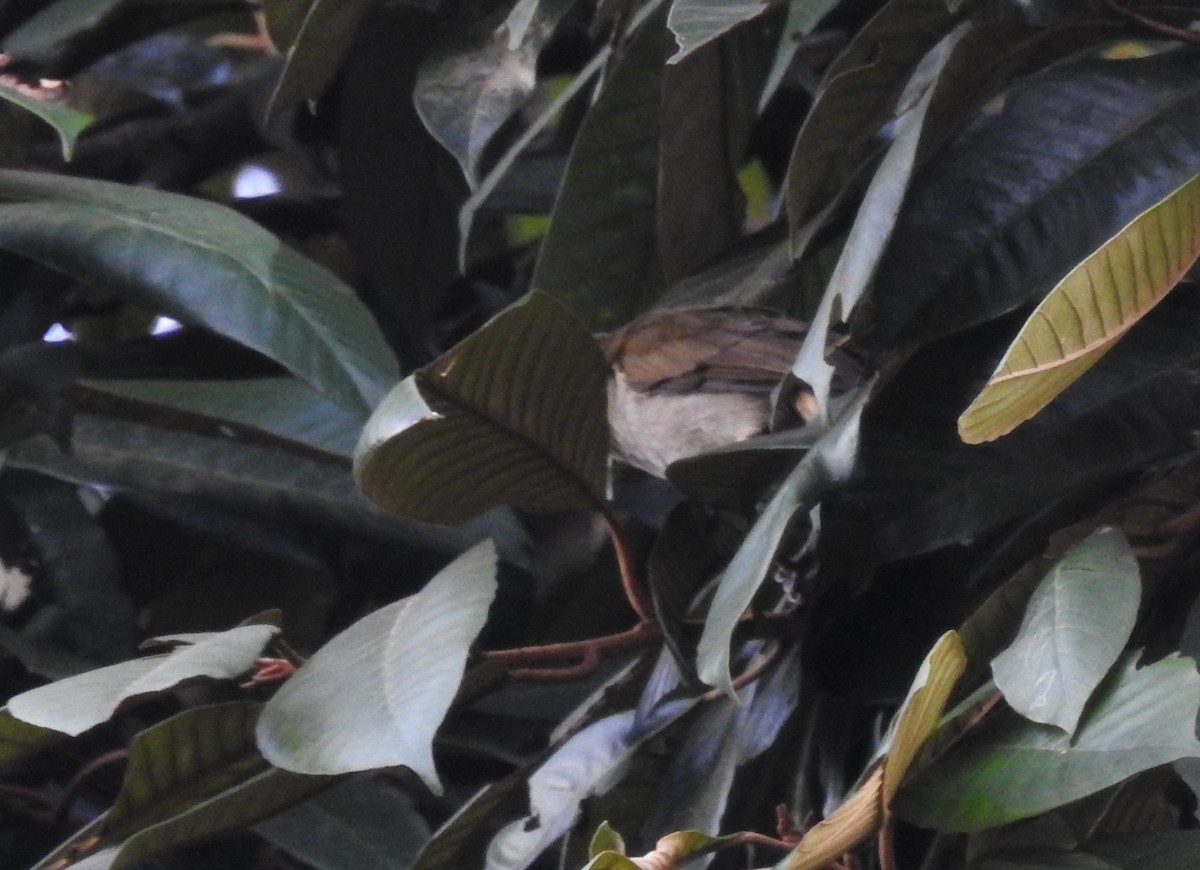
[1103,0,1200,43]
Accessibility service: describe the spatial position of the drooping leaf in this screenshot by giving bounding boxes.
[697,395,863,695]
[991,529,1140,734]
[783,0,960,251]
[266,0,372,117]
[414,0,574,186]
[0,82,91,160]
[354,292,609,524]
[776,766,884,870]
[8,625,278,736]
[257,541,497,790]
[667,428,816,514]
[865,51,1200,355]
[113,765,330,870]
[0,171,398,416]
[959,171,1200,443]
[883,631,968,802]
[0,706,61,772]
[253,777,431,870]
[757,0,841,111]
[895,653,1200,832]
[530,7,667,330]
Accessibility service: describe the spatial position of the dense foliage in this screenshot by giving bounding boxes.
[3,0,1200,868]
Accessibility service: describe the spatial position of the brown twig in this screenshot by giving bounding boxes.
[53,749,128,824]
[1103,0,1200,43]
[481,619,659,679]
[595,498,654,623]
[877,811,898,870]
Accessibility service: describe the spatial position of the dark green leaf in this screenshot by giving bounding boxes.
[1088,831,1200,870]
[354,292,608,524]
[0,706,61,772]
[8,625,277,735]
[0,82,91,160]
[895,653,1200,832]
[266,0,372,118]
[257,542,497,788]
[0,170,399,416]
[865,51,1200,354]
[784,0,960,251]
[991,529,1140,734]
[667,428,816,513]
[254,777,430,870]
[530,10,667,330]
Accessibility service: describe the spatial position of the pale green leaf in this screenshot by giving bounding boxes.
[667,0,773,61]
[895,653,1200,831]
[256,541,498,791]
[8,625,277,736]
[959,171,1200,443]
[991,529,1140,734]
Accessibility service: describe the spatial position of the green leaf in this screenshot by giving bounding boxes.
[867,52,1200,354]
[588,821,626,857]
[354,292,608,524]
[0,81,91,160]
[895,653,1200,832]
[959,171,1200,443]
[666,0,772,61]
[266,0,372,118]
[104,703,268,844]
[414,0,574,186]
[256,541,498,790]
[784,0,959,251]
[83,378,364,459]
[791,21,968,416]
[0,706,61,772]
[113,765,330,870]
[697,394,864,695]
[991,529,1140,734]
[254,777,430,870]
[0,170,399,416]
[1088,831,1200,870]
[8,625,277,736]
[757,0,841,111]
[530,8,667,330]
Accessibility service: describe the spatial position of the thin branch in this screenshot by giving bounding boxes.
[1103,0,1200,43]
[53,749,128,824]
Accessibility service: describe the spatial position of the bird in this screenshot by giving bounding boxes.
[601,307,826,477]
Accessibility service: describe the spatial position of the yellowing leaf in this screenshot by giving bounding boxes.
[959,170,1200,444]
[883,631,967,802]
[775,766,883,870]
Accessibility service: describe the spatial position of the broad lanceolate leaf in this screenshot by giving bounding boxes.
[104,703,268,846]
[991,529,1140,734]
[959,171,1200,443]
[8,625,278,736]
[0,171,399,416]
[866,51,1200,355]
[883,631,967,802]
[791,22,967,417]
[257,541,497,791]
[697,393,864,696]
[0,81,91,159]
[530,8,667,331]
[266,0,372,118]
[894,653,1200,832]
[415,0,574,186]
[0,706,61,772]
[784,0,960,254]
[355,292,609,524]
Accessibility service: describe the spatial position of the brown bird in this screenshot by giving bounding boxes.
[602,307,820,477]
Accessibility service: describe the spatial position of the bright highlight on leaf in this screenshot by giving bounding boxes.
[959,170,1200,444]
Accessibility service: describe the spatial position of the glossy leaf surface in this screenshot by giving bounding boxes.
[0,171,399,416]
[959,171,1200,443]
[991,529,1140,734]
[355,292,608,524]
[0,81,91,159]
[257,541,497,789]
